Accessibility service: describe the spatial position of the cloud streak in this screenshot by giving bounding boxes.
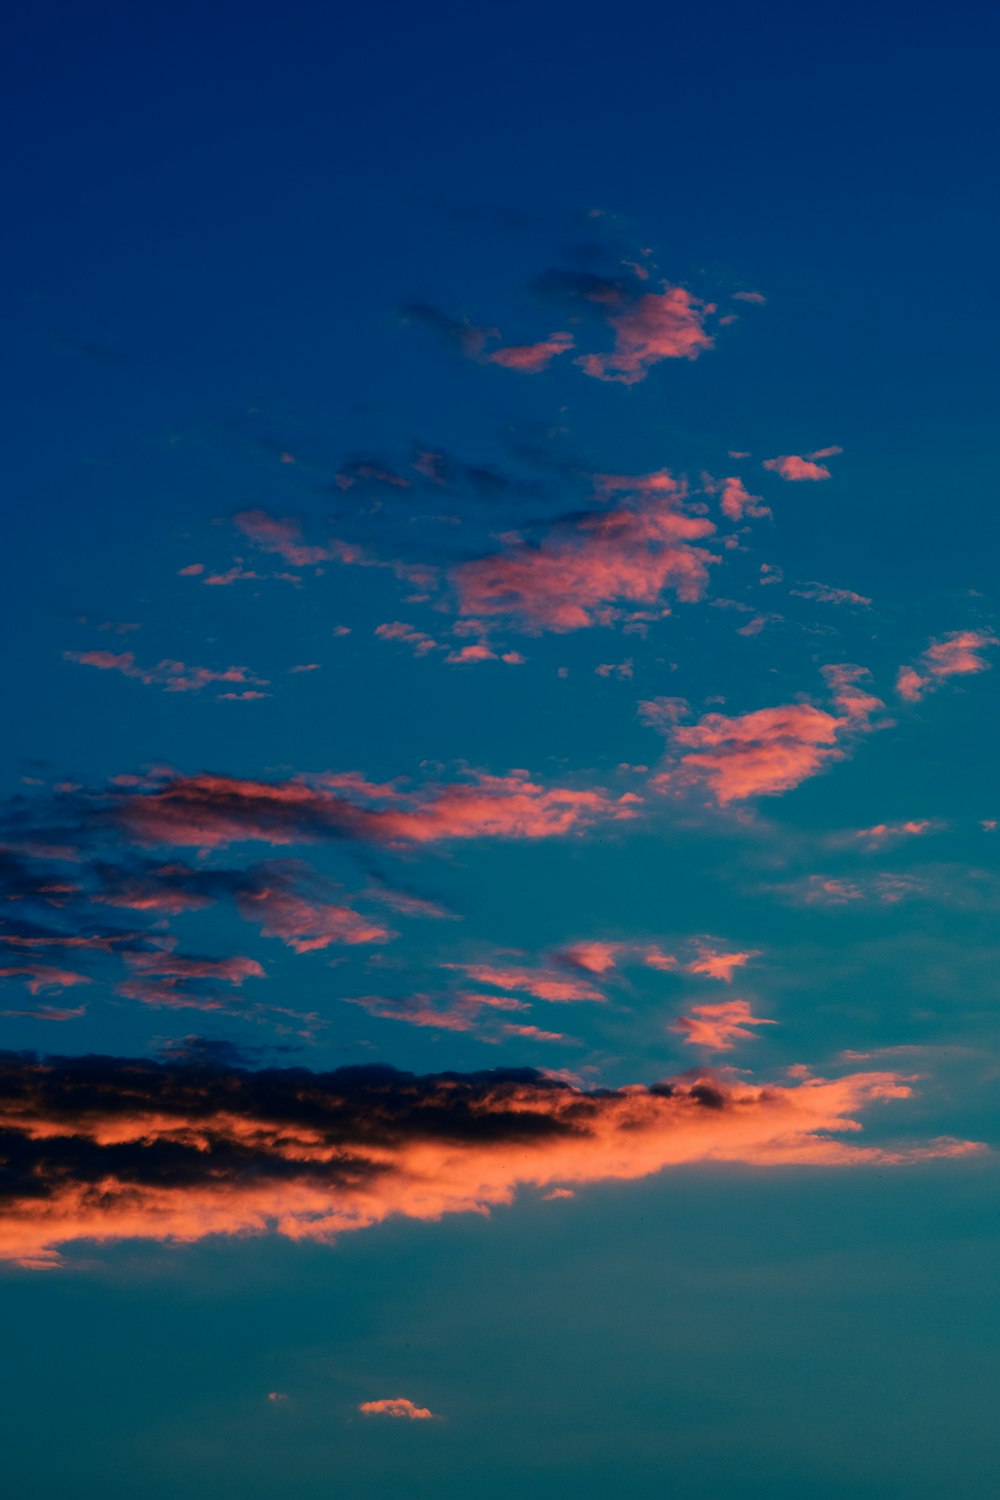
[0,1051,979,1267]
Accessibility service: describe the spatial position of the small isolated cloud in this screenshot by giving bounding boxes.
[717,476,771,522]
[762,448,841,481]
[686,946,758,982]
[267,1392,289,1403]
[672,999,776,1052]
[895,630,998,702]
[233,510,333,567]
[359,1398,437,1420]
[485,332,574,372]
[732,290,766,305]
[849,819,943,848]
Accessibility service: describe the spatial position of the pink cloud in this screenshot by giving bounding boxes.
[359,1398,437,1420]
[790,581,871,607]
[896,630,999,702]
[762,454,835,481]
[64,651,266,695]
[0,965,91,995]
[445,963,604,1003]
[500,1023,566,1042]
[0,1003,86,1021]
[850,819,941,847]
[732,290,766,305]
[578,284,714,385]
[686,947,758,982]
[485,331,574,372]
[718,476,771,522]
[637,697,690,730]
[555,941,623,975]
[453,490,716,633]
[667,704,845,804]
[236,873,392,953]
[672,999,776,1051]
[374,622,440,657]
[654,666,884,804]
[595,660,633,680]
[233,510,333,567]
[114,769,636,848]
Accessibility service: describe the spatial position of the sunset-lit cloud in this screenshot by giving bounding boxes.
[359,1398,437,1420]
[64,652,267,696]
[0,965,91,995]
[762,448,841,481]
[0,1051,979,1267]
[113,769,638,848]
[895,630,998,702]
[444,962,604,1002]
[653,667,884,804]
[671,999,776,1051]
[577,283,715,384]
[453,489,716,632]
[485,331,574,371]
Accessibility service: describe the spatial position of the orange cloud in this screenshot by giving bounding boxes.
[578,284,714,384]
[672,999,776,1051]
[895,630,998,702]
[359,1398,437,1420]
[0,1053,979,1268]
[452,489,716,632]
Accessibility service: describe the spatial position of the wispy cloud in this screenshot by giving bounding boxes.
[896,630,998,702]
[671,999,776,1051]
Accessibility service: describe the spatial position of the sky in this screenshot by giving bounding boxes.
[2,3,1000,1495]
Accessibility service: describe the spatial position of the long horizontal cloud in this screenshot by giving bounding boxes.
[0,1052,979,1267]
[64,651,267,697]
[452,480,716,632]
[111,770,637,848]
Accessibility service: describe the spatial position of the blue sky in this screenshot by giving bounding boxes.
[2,4,999,1495]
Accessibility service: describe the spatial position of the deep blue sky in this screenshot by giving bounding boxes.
[2,4,999,1495]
